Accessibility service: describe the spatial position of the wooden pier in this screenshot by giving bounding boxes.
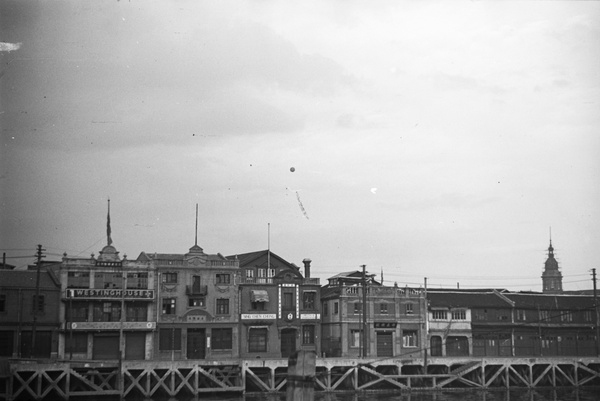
[1,357,599,400]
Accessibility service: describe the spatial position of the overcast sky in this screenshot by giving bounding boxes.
[1,1,599,291]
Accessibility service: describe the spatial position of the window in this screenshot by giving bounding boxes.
[32,295,45,314]
[432,310,447,320]
[405,303,413,315]
[159,328,181,351]
[473,309,487,321]
[245,270,254,282]
[127,273,148,289]
[189,297,205,307]
[334,302,339,315]
[212,328,232,350]
[67,272,90,288]
[516,309,526,321]
[126,302,147,322]
[0,294,5,312]
[65,333,88,354]
[216,274,231,284]
[94,272,123,289]
[162,298,176,315]
[539,310,550,322]
[66,302,88,322]
[452,309,466,320]
[353,302,362,315]
[251,301,265,311]
[350,330,362,348]
[561,311,573,322]
[584,310,593,322]
[163,272,178,284]
[216,298,229,315]
[248,328,268,352]
[190,275,202,293]
[379,303,388,315]
[302,325,315,345]
[402,330,418,348]
[302,292,315,310]
[323,302,328,316]
[283,292,294,310]
[93,302,120,322]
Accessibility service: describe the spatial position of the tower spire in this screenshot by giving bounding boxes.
[548,226,554,256]
[195,203,198,247]
[107,198,112,246]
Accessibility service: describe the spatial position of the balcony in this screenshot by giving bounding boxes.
[186,285,208,296]
[241,277,273,284]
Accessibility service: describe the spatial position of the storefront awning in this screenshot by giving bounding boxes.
[251,290,269,302]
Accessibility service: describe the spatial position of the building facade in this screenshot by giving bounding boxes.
[0,263,61,358]
[59,243,157,360]
[137,244,241,360]
[234,251,321,358]
[321,271,427,358]
[426,289,597,358]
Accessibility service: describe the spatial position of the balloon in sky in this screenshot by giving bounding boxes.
[290,167,295,172]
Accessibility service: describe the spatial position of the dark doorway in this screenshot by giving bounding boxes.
[430,336,443,356]
[446,336,469,356]
[376,332,393,357]
[20,331,52,358]
[125,332,146,360]
[0,331,14,357]
[281,328,296,358]
[93,334,120,360]
[187,329,206,359]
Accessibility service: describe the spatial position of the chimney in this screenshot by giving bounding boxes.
[302,258,312,278]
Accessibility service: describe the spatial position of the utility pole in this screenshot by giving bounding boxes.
[424,277,428,369]
[361,264,368,359]
[592,268,599,357]
[31,244,45,358]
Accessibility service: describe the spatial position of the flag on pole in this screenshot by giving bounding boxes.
[107,199,113,246]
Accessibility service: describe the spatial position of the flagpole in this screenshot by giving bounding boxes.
[107,198,112,246]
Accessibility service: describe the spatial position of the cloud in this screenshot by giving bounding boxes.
[0,42,21,52]
[1,3,351,151]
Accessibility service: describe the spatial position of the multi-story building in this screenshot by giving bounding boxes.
[505,292,596,357]
[426,288,597,358]
[0,262,61,358]
[137,242,240,360]
[233,250,321,358]
[59,242,157,360]
[427,289,514,357]
[321,271,427,358]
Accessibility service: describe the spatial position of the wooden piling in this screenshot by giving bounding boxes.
[286,351,316,401]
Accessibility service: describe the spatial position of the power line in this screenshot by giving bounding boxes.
[1,255,36,259]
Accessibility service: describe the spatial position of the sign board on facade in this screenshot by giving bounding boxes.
[241,313,276,320]
[374,322,397,329]
[68,321,156,330]
[66,289,155,299]
[300,313,321,320]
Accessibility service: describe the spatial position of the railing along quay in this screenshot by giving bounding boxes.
[1,357,599,400]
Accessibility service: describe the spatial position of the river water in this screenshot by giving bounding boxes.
[126,388,600,401]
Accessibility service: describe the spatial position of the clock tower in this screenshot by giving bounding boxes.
[541,238,563,294]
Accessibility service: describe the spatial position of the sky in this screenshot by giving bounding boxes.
[1,0,599,292]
